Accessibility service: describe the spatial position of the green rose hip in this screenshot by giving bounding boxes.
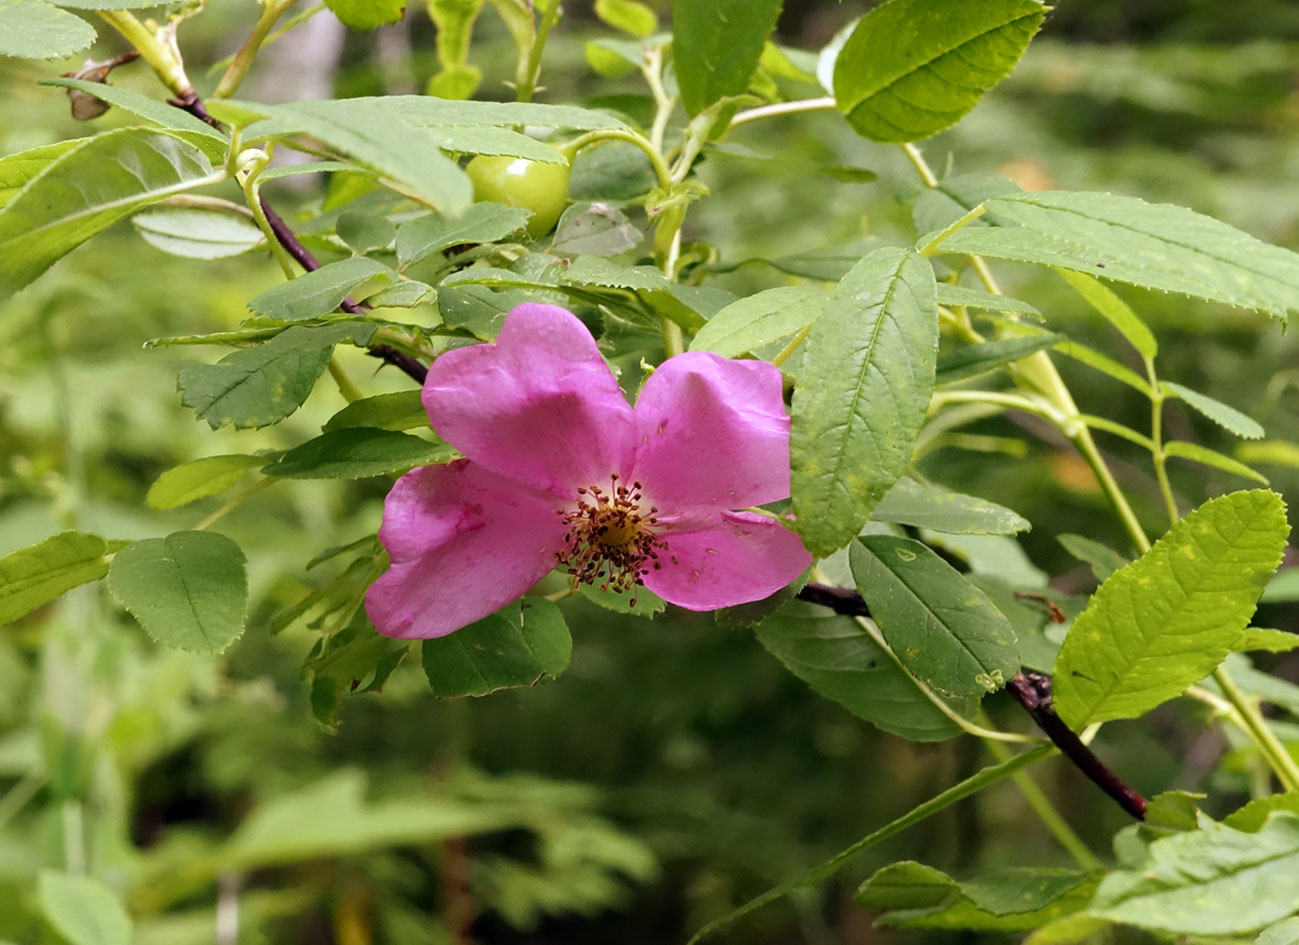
[465,149,571,239]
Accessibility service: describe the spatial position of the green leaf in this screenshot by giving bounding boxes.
[0,140,80,209]
[1052,490,1289,728]
[396,202,531,267]
[1225,793,1299,833]
[324,390,429,432]
[672,0,782,116]
[0,531,124,626]
[932,191,1299,322]
[108,531,247,654]
[934,283,1041,319]
[937,333,1065,385]
[37,870,131,945]
[578,583,665,617]
[238,99,473,214]
[754,601,977,741]
[0,0,95,59]
[1241,440,1299,470]
[132,208,265,260]
[872,477,1029,535]
[146,454,265,510]
[1057,533,1128,582]
[323,0,405,29]
[832,0,1045,143]
[1056,269,1157,359]
[562,254,667,292]
[1053,339,1152,395]
[1233,628,1299,654]
[39,78,227,145]
[178,323,375,430]
[0,128,225,302]
[849,536,1020,698]
[690,285,827,358]
[1164,440,1268,484]
[367,280,433,308]
[595,0,656,37]
[1163,381,1265,440]
[262,429,456,479]
[336,209,396,254]
[1143,790,1207,831]
[247,257,392,320]
[422,599,571,697]
[913,173,1021,234]
[791,247,938,556]
[549,201,642,257]
[49,0,167,6]
[425,124,572,163]
[1257,917,1299,945]
[1090,812,1299,935]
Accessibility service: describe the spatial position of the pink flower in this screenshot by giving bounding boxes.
[366,303,811,639]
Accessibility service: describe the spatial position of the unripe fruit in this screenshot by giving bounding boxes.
[465,150,571,239]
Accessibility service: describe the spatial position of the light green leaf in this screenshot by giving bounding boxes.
[422,599,571,697]
[873,478,1029,535]
[1053,339,1152,395]
[262,429,456,479]
[178,323,375,430]
[396,202,531,267]
[0,0,95,59]
[1257,917,1299,945]
[324,390,429,432]
[1089,812,1299,935]
[595,0,656,37]
[0,139,81,209]
[933,191,1299,322]
[1225,793,1299,833]
[108,531,247,654]
[132,208,265,260]
[37,871,131,945]
[1164,440,1268,484]
[40,78,227,145]
[1052,490,1288,728]
[323,0,405,28]
[578,583,665,617]
[247,257,392,320]
[146,454,265,510]
[937,333,1065,385]
[1263,568,1299,602]
[237,99,473,214]
[934,283,1041,319]
[367,280,433,308]
[1240,440,1299,470]
[754,601,977,741]
[1163,381,1265,440]
[1057,533,1128,582]
[1233,628,1299,654]
[549,201,642,257]
[849,536,1020,698]
[672,0,782,116]
[833,0,1045,142]
[690,285,827,357]
[1056,269,1157,359]
[49,0,165,6]
[425,124,572,163]
[0,531,124,626]
[791,247,938,556]
[0,128,225,302]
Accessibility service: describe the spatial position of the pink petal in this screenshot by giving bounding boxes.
[422,304,636,495]
[644,511,811,610]
[633,353,792,513]
[366,460,566,639]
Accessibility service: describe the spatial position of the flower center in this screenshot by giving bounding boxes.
[555,474,669,602]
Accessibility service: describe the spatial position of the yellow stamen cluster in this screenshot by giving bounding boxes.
[555,474,669,603]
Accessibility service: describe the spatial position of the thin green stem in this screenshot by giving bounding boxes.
[1145,359,1180,528]
[0,772,42,830]
[1212,665,1299,792]
[930,389,1064,424]
[559,128,671,190]
[643,47,675,153]
[770,323,812,368]
[919,204,987,256]
[1071,429,1151,554]
[241,168,297,278]
[516,0,561,103]
[981,735,1103,869]
[213,0,297,99]
[96,10,192,97]
[901,142,940,187]
[194,478,275,532]
[328,358,362,403]
[729,96,837,129]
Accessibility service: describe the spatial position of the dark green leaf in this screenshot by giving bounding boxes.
[396,202,531,267]
[324,390,429,432]
[422,599,572,697]
[833,0,1045,142]
[336,209,396,254]
[37,871,131,945]
[247,257,392,320]
[262,428,456,479]
[0,531,124,626]
[937,333,1065,385]
[850,536,1020,698]
[0,0,95,59]
[672,0,783,116]
[366,280,433,308]
[1057,533,1128,582]
[1052,490,1289,728]
[1163,381,1266,440]
[755,602,976,741]
[107,531,247,654]
[873,478,1029,535]
[549,201,643,257]
[146,454,265,510]
[791,247,938,556]
[178,323,375,430]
